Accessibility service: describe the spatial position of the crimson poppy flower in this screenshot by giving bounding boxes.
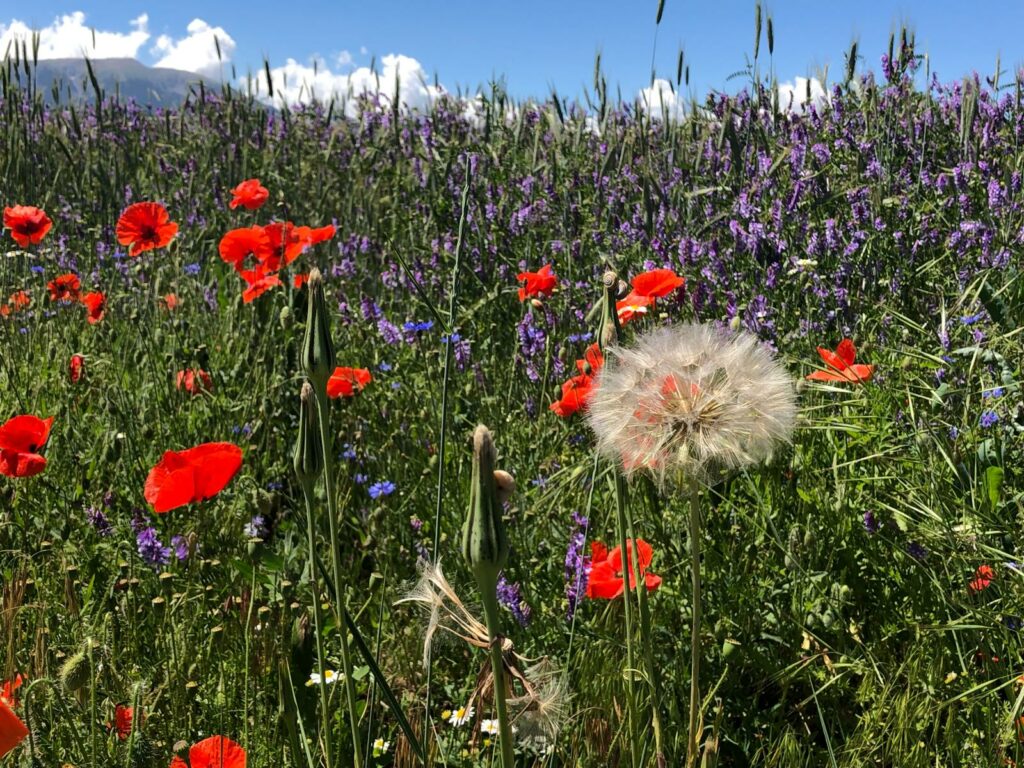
[0,415,53,479]
[169,735,246,768]
[219,226,268,272]
[631,268,685,298]
[176,369,213,396]
[240,266,282,303]
[585,539,661,599]
[144,442,243,513]
[1,291,30,318]
[48,273,81,302]
[70,354,84,383]
[968,564,995,593]
[806,339,874,384]
[616,292,656,324]
[293,273,309,289]
[259,222,313,271]
[575,343,604,376]
[81,291,106,324]
[0,699,27,759]
[116,202,178,257]
[307,224,337,245]
[550,374,595,418]
[516,264,557,302]
[327,366,372,398]
[108,704,138,740]
[161,293,179,311]
[0,674,24,708]
[3,205,52,248]
[228,179,270,211]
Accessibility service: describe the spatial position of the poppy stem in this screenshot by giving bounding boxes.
[612,473,641,768]
[686,476,703,768]
[313,385,363,768]
[22,678,88,765]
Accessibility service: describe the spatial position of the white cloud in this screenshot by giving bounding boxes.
[0,11,150,59]
[776,76,829,114]
[152,18,235,77]
[334,50,353,68]
[254,53,446,113]
[637,78,686,122]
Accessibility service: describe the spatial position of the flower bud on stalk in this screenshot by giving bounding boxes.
[292,382,323,486]
[462,426,509,589]
[300,269,336,390]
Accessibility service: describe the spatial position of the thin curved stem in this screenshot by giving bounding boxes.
[686,477,703,768]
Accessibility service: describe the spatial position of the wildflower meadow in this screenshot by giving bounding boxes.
[2,20,1024,768]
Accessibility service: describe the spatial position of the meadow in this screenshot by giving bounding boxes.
[1,32,1023,768]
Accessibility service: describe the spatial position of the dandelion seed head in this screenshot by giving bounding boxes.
[586,324,797,485]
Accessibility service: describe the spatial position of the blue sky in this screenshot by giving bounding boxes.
[3,1,1024,103]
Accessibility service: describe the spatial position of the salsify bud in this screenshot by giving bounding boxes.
[293,381,323,485]
[600,270,622,350]
[461,425,509,587]
[60,643,91,692]
[300,268,336,389]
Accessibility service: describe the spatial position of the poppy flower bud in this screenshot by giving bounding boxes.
[461,425,509,587]
[60,645,91,692]
[300,268,336,389]
[293,382,323,485]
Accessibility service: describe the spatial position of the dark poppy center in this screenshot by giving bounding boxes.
[140,225,158,242]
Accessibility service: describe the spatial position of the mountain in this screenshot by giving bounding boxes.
[5,58,219,106]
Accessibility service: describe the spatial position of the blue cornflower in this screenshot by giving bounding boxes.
[368,480,396,499]
[378,361,392,372]
[980,410,999,428]
[441,333,461,344]
[354,473,368,485]
[960,312,985,326]
[184,262,201,276]
[30,265,45,274]
[402,320,434,333]
[341,444,357,460]
[982,387,1005,399]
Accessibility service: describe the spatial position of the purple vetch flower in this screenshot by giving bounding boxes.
[86,507,112,536]
[496,574,531,627]
[369,480,396,499]
[136,526,172,568]
[980,410,999,428]
[564,512,591,620]
[906,541,928,561]
[171,535,190,561]
[377,316,402,344]
[863,511,880,535]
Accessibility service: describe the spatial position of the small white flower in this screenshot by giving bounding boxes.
[448,705,474,727]
[372,737,390,756]
[307,670,340,686]
[480,718,500,735]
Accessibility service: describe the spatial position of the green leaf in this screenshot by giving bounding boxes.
[985,466,1004,511]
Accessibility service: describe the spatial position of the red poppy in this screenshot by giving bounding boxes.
[806,339,874,384]
[48,273,81,302]
[327,366,372,398]
[550,374,595,418]
[516,264,557,302]
[0,699,27,759]
[176,369,213,396]
[161,293,179,311]
[144,442,243,513]
[585,539,662,599]
[575,343,604,376]
[219,226,268,272]
[307,224,337,245]
[259,222,312,271]
[70,354,84,383]
[968,564,995,593]
[109,704,138,740]
[228,179,270,211]
[3,205,52,248]
[82,291,106,324]
[1,291,30,318]
[169,735,246,768]
[240,266,282,303]
[631,268,686,299]
[293,273,310,289]
[0,415,53,478]
[616,292,655,325]
[0,674,24,708]
[116,202,178,257]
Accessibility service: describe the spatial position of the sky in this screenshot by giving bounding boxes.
[3,1,1024,109]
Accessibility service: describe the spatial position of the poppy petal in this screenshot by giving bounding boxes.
[189,735,247,768]
[0,700,28,758]
[144,451,197,513]
[836,338,857,366]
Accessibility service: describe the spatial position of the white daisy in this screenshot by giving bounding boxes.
[448,704,474,727]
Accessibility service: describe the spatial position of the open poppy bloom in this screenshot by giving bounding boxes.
[550,374,595,418]
[116,202,179,257]
[144,442,243,513]
[1,291,31,318]
[968,564,995,593]
[631,268,686,299]
[169,735,246,768]
[219,226,268,271]
[81,291,106,324]
[0,415,53,478]
[48,273,81,302]
[517,264,558,302]
[176,369,213,396]
[616,292,656,325]
[161,294,179,311]
[3,205,52,248]
[327,366,372,398]
[806,339,874,384]
[0,699,27,759]
[69,354,85,383]
[586,539,662,599]
[575,343,604,376]
[108,704,138,740]
[228,179,270,211]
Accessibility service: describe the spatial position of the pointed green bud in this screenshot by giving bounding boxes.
[293,381,323,486]
[60,642,92,692]
[300,268,336,389]
[462,425,510,586]
[599,269,622,350]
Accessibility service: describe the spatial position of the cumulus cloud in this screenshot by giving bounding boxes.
[152,18,235,77]
[637,78,686,122]
[776,76,829,114]
[254,53,445,113]
[0,11,150,59]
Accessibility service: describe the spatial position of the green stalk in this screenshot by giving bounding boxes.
[612,474,641,768]
[686,477,703,768]
[479,581,516,768]
[313,384,363,768]
[299,478,334,768]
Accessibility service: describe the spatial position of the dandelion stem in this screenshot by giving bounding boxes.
[300,477,334,768]
[686,476,703,768]
[480,584,516,768]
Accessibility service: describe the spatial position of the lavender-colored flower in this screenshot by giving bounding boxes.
[906,541,928,561]
[564,512,590,620]
[369,480,396,499]
[980,410,999,428]
[171,535,190,561]
[183,262,201,276]
[244,515,268,539]
[863,511,880,534]
[86,507,112,537]
[496,574,531,627]
[136,526,172,568]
